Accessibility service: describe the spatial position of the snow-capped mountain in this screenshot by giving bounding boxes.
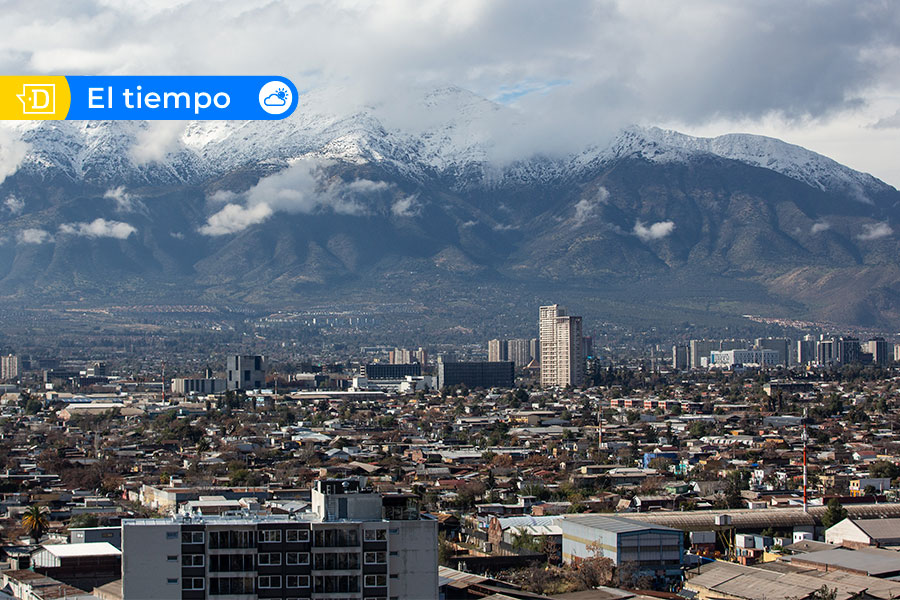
[1,85,900,329]
[7,86,892,202]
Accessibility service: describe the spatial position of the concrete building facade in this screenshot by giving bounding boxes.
[122,478,438,600]
[539,305,584,388]
[226,355,266,391]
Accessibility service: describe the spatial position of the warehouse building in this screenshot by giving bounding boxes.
[560,515,683,586]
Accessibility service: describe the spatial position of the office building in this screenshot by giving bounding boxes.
[837,337,861,364]
[560,515,683,586]
[755,338,790,366]
[487,339,508,362]
[689,340,718,369]
[226,355,266,391]
[172,377,227,395]
[507,339,533,368]
[364,363,422,380]
[121,478,438,600]
[672,345,689,370]
[817,338,835,365]
[797,336,817,366]
[866,337,890,366]
[539,305,584,387]
[709,349,780,369]
[1,354,19,381]
[437,361,514,389]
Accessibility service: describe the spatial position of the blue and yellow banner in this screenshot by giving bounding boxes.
[0,76,298,120]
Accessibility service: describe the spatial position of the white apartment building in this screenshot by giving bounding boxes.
[539,305,584,387]
[121,478,437,600]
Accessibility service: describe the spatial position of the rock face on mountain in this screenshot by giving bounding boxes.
[0,87,898,328]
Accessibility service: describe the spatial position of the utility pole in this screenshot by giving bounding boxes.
[802,408,808,513]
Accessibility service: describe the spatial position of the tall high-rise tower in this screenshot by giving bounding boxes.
[539,305,585,387]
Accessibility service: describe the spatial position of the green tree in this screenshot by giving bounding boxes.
[22,505,50,540]
[821,498,848,529]
[68,513,100,529]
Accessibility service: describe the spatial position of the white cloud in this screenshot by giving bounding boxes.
[104,186,144,213]
[573,187,609,225]
[59,218,137,239]
[391,194,420,217]
[208,190,239,205]
[4,195,24,215]
[0,129,29,186]
[199,203,273,236]
[17,228,53,244]
[199,160,388,235]
[130,121,187,165]
[811,221,831,234]
[634,219,675,241]
[858,221,893,240]
[0,1,898,184]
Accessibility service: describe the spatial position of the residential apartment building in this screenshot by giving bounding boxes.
[487,339,507,362]
[507,339,533,368]
[539,305,584,387]
[1,353,19,381]
[122,478,438,599]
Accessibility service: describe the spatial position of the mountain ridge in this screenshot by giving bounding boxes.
[1,87,898,330]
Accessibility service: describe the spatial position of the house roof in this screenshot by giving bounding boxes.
[40,542,121,557]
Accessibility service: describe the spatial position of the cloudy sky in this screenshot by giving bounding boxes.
[2,0,900,185]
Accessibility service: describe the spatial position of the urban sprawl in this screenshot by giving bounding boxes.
[2,305,900,600]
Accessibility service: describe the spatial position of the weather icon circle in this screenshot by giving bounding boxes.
[258,81,292,115]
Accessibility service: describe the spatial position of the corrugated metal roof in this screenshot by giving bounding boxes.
[621,503,900,531]
[790,547,900,576]
[853,517,900,540]
[686,561,898,600]
[563,514,679,534]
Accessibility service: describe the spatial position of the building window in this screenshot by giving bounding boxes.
[166,531,178,539]
[364,574,387,588]
[259,530,282,543]
[313,552,360,570]
[388,528,399,535]
[314,575,360,594]
[183,554,205,567]
[364,529,387,542]
[209,576,255,595]
[209,553,255,572]
[258,553,282,566]
[167,555,178,562]
[209,530,256,549]
[364,551,386,564]
[182,531,204,544]
[167,578,178,584]
[258,575,282,589]
[286,528,310,543]
[286,552,310,565]
[286,575,310,588]
[313,528,359,547]
[182,578,205,591]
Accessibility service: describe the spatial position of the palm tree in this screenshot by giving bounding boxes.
[22,505,49,540]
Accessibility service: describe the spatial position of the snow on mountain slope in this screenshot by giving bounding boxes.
[4,88,894,201]
[598,125,893,201]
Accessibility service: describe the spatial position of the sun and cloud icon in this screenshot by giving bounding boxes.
[258,81,293,115]
[263,87,289,107]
